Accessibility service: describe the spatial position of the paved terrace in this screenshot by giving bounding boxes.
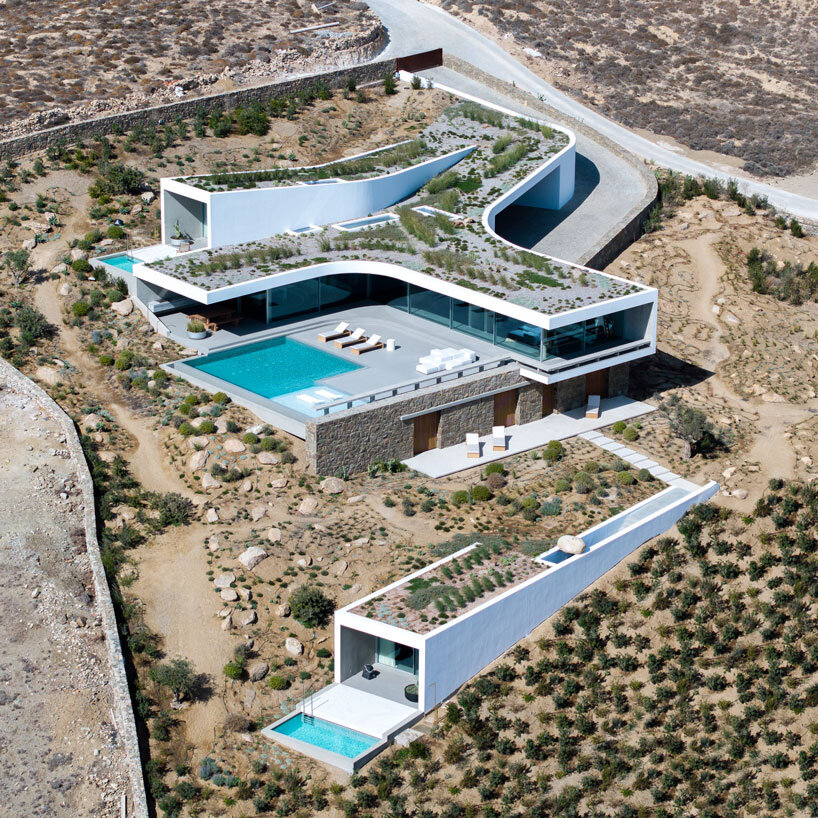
[142,101,648,312]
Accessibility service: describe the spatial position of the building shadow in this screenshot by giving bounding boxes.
[493,152,601,249]
[627,349,714,403]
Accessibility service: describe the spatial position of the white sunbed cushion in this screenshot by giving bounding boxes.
[333,321,349,333]
[297,393,322,405]
[466,433,479,446]
[416,362,444,375]
[492,426,505,440]
[366,334,382,346]
[349,327,365,339]
[315,388,342,400]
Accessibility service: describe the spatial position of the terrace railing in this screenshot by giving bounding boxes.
[316,357,513,415]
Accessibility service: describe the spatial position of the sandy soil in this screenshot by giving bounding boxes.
[0,379,128,817]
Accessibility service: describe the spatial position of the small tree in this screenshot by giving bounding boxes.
[383,72,397,95]
[661,396,715,458]
[289,585,334,628]
[4,248,32,286]
[149,658,197,706]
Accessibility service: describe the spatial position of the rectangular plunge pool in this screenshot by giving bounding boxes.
[272,714,379,758]
[99,253,141,274]
[335,213,399,231]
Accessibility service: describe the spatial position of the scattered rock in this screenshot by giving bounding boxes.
[249,662,269,682]
[141,191,155,204]
[208,536,220,552]
[239,610,257,627]
[267,527,282,543]
[761,392,787,403]
[201,473,221,490]
[557,535,586,555]
[22,238,36,251]
[320,476,345,494]
[70,247,87,262]
[221,615,233,631]
[58,281,72,296]
[213,572,235,589]
[257,452,280,465]
[276,603,291,618]
[722,466,737,480]
[297,556,312,568]
[271,477,288,489]
[81,412,103,430]
[224,439,246,453]
[250,505,266,522]
[732,489,748,500]
[334,560,348,576]
[298,496,318,515]
[237,587,251,601]
[220,588,239,602]
[205,507,219,523]
[285,637,304,656]
[238,546,268,570]
[189,449,209,472]
[152,340,164,351]
[111,298,134,316]
[241,479,253,493]
[347,494,365,504]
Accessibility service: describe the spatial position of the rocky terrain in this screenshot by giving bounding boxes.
[0,0,384,139]
[0,379,129,817]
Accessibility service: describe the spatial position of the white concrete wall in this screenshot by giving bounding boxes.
[419,480,718,709]
[173,147,473,249]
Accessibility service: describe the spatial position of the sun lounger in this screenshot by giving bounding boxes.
[444,348,477,370]
[416,361,444,375]
[318,322,350,343]
[585,394,601,419]
[297,393,323,406]
[466,433,480,458]
[314,388,342,400]
[351,334,384,355]
[334,328,366,348]
[492,426,506,452]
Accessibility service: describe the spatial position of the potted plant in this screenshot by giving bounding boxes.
[170,219,189,247]
[404,681,418,703]
[186,319,207,340]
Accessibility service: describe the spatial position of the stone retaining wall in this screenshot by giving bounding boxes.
[0,358,149,818]
[0,57,397,161]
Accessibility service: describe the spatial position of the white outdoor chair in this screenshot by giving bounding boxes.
[466,433,480,459]
[318,321,349,343]
[334,327,366,348]
[492,426,506,452]
[585,394,601,419]
[351,334,384,355]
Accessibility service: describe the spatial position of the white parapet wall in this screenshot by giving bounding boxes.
[336,479,719,715]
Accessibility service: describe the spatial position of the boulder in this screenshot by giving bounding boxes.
[82,412,104,430]
[732,489,749,500]
[221,615,233,631]
[201,473,221,490]
[239,610,257,627]
[237,587,251,601]
[22,238,36,251]
[297,556,312,568]
[347,494,365,504]
[722,466,737,480]
[248,662,269,682]
[334,560,348,576]
[152,340,164,351]
[238,546,268,570]
[220,588,239,602]
[271,477,288,489]
[207,535,220,552]
[320,477,345,495]
[188,435,210,450]
[111,298,134,316]
[57,280,72,295]
[70,247,87,262]
[250,505,266,522]
[213,572,235,589]
[205,507,219,523]
[141,191,155,204]
[285,637,304,656]
[224,439,246,453]
[215,418,229,434]
[276,603,291,618]
[189,449,209,472]
[241,479,253,493]
[257,452,280,465]
[557,535,586,555]
[267,527,282,543]
[298,496,318,515]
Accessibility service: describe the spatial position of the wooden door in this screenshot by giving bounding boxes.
[493,389,518,427]
[585,368,608,400]
[413,411,440,455]
[541,384,554,417]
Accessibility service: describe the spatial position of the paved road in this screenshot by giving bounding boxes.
[367,0,818,221]
[417,66,648,266]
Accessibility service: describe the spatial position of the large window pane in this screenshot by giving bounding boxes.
[495,315,541,358]
[452,301,494,343]
[544,322,585,359]
[409,285,450,327]
[320,274,368,311]
[267,280,319,323]
[370,275,407,311]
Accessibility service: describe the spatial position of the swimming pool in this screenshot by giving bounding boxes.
[335,213,399,231]
[272,714,378,758]
[185,337,361,400]
[100,253,141,274]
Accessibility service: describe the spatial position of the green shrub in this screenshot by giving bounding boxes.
[612,420,627,434]
[582,460,601,474]
[623,426,639,442]
[281,451,295,465]
[540,497,562,516]
[197,419,215,434]
[485,462,506,476]
[72,300,91,317]
[223,661,244,680]
[114,352,133,370]
[260,436,277,450]
[15,305,49,342]
[554,478,571,493]
[178,421,195,436]
[470,485,492,502]
[71,258,92,275]
[289,585,334,628]
[616,471,636,486]
[154,492,194,527]
[268,675,289,690]
[543,440,564,462]
[98,354,114,366]
[213,391,228,404]
[107,225,125,239]
[242,432,259,444]
[186,319,206,333]
[637,468,653,482]
[451,490,470,506]
[574,471,595,494]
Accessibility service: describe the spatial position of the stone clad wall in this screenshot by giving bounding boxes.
[554,373,586,412]
[608,362,630,396]
[0,358,149,818]
[0,58,397,161]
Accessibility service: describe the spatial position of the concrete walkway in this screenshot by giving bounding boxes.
[403,396,656,477]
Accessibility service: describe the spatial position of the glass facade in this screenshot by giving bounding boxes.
[247,274,642,362]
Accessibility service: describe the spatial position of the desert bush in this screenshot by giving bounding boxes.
[289,585,334,628]
[616,471,636,486]
[543,440,564,462]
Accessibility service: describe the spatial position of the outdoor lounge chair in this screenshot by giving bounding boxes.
[362,664,377,680]
[314,388,342,401]
[466,433,480,458]
[492,426,506,452]
[318,322,350,343]
[297,393,323,406]
[351,334,384,355]
[443,348,477,370]
[334,327,367,348]
[585,394,601,419]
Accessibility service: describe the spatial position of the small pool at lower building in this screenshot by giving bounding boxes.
[185,336,361,400]
[99,253,141,274]
[335,213,399,231]
[273,714,378,758]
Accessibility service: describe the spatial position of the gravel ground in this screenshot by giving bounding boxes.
[0,382,128,817]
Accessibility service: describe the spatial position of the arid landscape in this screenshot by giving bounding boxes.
[430,0,818,179]
[2,67,818,817]
[0,0,383,138]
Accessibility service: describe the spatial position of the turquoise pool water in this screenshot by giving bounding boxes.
[101,253,140,274]
[186,337,361,400]
[273,714,378,758]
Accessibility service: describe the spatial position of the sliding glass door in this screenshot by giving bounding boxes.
[376,638,418,675]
